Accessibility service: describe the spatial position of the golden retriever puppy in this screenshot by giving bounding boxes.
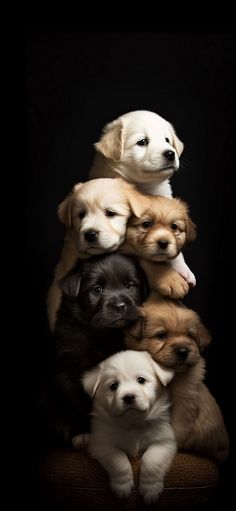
[47,177,135,330]
[121,191,196,299]
[89,109,195,287]
[124,292,229,463]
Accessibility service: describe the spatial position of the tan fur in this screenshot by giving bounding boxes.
[124,292,229,463]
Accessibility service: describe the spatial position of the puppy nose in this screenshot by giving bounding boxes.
[164,150,175,162]
[84,231,98,242]
[123,394,135,404]
[176,347,189,359]
[158,240,169,250]
[114,302,127,313]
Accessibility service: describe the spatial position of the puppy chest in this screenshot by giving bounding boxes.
[116,427,150,458]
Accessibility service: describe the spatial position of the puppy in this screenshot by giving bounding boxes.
[47,177,135,330]
[80,350,176,504]
[121,191,196,299]
[46,253,147,443]
[89,109,195,286]
[124,292,229,463]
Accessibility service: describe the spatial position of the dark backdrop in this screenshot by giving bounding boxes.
[26,27,235,510]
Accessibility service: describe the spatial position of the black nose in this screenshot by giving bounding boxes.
[176,347,189,359]
[113,302,127,313]
[158,240,169,249]
[84,231,98,242]
[164,150,175,162]
[123,394,135,404]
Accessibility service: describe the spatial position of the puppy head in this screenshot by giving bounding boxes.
[60,253,147,329]
[82,350,174,417]
[58,178,131,258]
[95,110,184,184]
[124,195,196,261]
[124,292,211,372]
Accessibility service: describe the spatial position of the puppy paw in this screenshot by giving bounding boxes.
[111,476,134,499]
[157,274,189,299]
[72,433,90,450]
[139,479,164,504]
[170,259,196,287]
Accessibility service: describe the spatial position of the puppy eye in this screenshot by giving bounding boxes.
[137,377,146,384]
[110,382,119,391]
[142,221,152,228]
[94,285,104,294]
[105,209,117,217]
[124,281,133,289]
[156,331,167,340]
[165,137,170,143]
[171,223,178,231]
[79,211,86,219]
[137,138,149,146]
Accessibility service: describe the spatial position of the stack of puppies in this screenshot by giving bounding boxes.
[46,110,229,503]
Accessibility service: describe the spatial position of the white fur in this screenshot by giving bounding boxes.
[81,350,176,504]
[89,110,196,286]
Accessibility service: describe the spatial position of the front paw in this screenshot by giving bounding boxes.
[111,476,134,499]
[157,273,189,299]
[139,479,164,504]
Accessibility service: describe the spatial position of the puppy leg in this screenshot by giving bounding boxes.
[140,259,189,299]
[139,430,177,504]
[170,252,196,286]
[89,443,134,498]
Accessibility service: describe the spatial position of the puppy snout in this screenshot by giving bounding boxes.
[158,240,169,250]
[84,230,98,242]
[164,150,175,162]
[113,302,127,313]
[176,347,189,359]
[123,394,135,404]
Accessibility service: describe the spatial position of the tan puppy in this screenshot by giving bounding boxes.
[124,292,229,463]
[121,191,196,299]
[47,178,135,330]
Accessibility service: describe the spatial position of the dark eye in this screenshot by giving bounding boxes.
[94,285,103,294]
[165,137,170,143]
[137,138,149,146]
[171,223,178,231]
[110,382,119,391]
[142,221,151,228]
[125,281,133,289]
[137,377,146,384]
[105,209,117,217]
[156,331,167,340]
[79,211,86,219]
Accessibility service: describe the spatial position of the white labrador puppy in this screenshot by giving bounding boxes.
[89,110,195,286]
[76,350,176,504]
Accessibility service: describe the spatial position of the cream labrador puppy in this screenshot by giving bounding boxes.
[89,110,195,286]
[47,178,134,330]
[76,350,176,504]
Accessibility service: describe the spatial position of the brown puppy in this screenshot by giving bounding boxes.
[124,292,229,463]
[121,192,196,299]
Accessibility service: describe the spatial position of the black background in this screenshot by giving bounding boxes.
[26,26,235,510]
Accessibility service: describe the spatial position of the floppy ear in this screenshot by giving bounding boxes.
[185,216,197,243]
[190,317,212,351]
[57,182,83,228]
[124,186,151,218]
[172,131,184,156]
[59,272,82,297]
[95,121,124,161]
[82,363,103,398]
[150,358,175,386]
[124,309,146,341]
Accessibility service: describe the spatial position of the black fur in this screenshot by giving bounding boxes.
[46,253,147,444]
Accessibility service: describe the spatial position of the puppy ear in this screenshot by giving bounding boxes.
[124,310,146,341]
[186,216,197,243]
[95,121,124,161]
[58,182,83,228]
[172,131,184,156]
[151,359,175,386]
[124,186,151,218]
[190,317,212,351]
[82,364,103,398]
[59,272,82,297]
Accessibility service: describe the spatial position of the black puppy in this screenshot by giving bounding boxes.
[46,253,147,444]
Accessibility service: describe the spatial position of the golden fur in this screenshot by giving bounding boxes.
[121,190,196,299]
[124,292,229,463]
